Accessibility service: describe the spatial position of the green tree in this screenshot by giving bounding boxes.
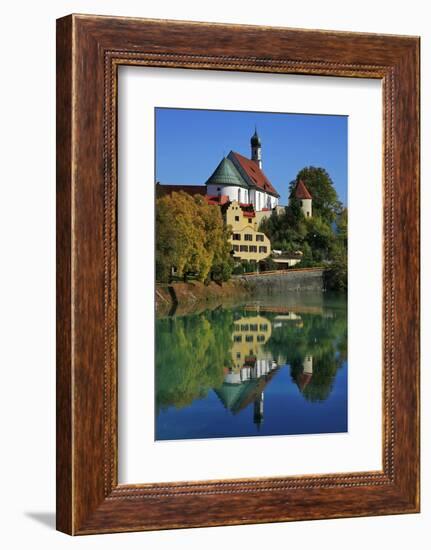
[324,210,348,290]
[264,296,347,402]
[259,204,306,253]
[336,207,348,248]
[324,248,347,291]
[259,256,278,272]
[305,215,335,263]
[259,167,347,285]
[324,207,348,291]
[298,241,313,267]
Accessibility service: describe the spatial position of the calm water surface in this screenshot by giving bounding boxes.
[155,292,347,440]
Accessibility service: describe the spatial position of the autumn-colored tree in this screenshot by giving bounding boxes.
[194,196,233,282]
[156,191,233,283]
[156,193,191,282]
[155,309,234,411]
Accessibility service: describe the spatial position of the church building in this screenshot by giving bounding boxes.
[156,129,313,265]
[205,130,280,211]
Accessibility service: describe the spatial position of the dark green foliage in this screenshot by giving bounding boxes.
[232,263,245,275]
[298,242,314,267]
[324,208,348,291]
[324,250,347,291]
[264,297,347,402]
[336,207,348,248]
[243,260,258,273]
[210,259,234,282]
[305,216,334,263]
[259,257,278,272]
[259,206,306,254]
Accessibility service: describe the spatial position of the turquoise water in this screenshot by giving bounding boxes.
[155,292,347,440]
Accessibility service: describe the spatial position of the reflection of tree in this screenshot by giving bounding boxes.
[264,300,347,402]
[290,354,342,402]
[156,296,347,410]
[156,309,234,411]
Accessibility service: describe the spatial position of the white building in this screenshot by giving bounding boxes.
[205,130,280,211]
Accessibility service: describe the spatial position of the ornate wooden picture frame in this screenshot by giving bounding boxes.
[56,14,420,535]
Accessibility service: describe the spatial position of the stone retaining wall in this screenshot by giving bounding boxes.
[239,269,325,293]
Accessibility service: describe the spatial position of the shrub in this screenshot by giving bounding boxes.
[232,263,245,275]
[259,257,278,272]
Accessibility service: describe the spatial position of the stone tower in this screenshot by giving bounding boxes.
[294,179,313,218]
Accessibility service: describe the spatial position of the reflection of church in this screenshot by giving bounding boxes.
[215,315,278,428]
[215,311,315,428]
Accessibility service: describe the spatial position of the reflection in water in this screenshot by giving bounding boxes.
[215,315,277,430]
[155,293,347,441]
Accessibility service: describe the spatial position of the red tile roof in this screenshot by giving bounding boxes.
[239,203,256,218]
[297,373,312,392]
[230,151,280,197]
[294,179,312,200]
[205,194,230,205]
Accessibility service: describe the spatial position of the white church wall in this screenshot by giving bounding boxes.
[255,190,275,211]
[206,184,277,211]
[269,195,279,209]
[239,187,250,204]
[206,184,244,202]
[255,190,262,211]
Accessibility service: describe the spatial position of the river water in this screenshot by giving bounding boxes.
[155,291,347,441]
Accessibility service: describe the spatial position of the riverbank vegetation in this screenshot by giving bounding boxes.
[155,167,347,290]
[259,167,348,290]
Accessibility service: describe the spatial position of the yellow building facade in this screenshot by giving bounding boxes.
[226,315,275,382]
[225,201,271,262]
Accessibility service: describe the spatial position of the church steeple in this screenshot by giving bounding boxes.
[250,127,262,169]
[253,392,264,429]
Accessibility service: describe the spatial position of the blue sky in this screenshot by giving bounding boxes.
[155,108,348,206]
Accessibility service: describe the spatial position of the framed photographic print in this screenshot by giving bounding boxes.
[56,14,420,535]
